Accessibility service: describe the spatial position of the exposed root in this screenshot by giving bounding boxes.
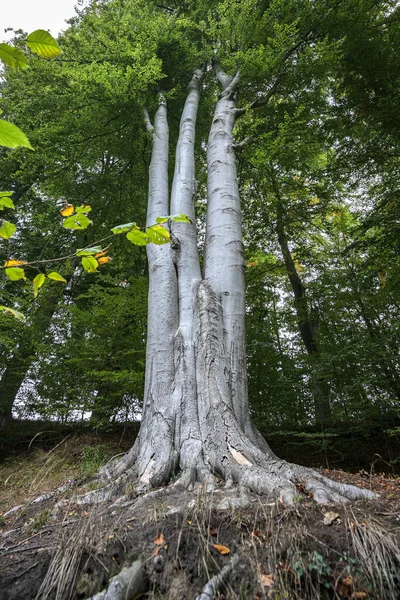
[84,560,146,600]
[196,554,240,600]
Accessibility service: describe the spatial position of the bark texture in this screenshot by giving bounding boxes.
[97,68,374,505]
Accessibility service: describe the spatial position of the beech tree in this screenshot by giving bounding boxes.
[95,54,375,502]
[3,0,398,501]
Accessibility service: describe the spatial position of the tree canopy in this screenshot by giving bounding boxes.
[0,0,399,435]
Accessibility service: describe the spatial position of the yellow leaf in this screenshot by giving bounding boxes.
[212,543,230,555]
[60,204,74,217]
[33,273,46,298]
[154,533,166,546]
[98,256,112,265]
[4,259,27,267]
[95,244,112,258]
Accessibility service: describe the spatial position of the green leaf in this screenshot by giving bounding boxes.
[33,273,46,298]
[0,119,34,150]
[146,225,171,244]
[62,214,93,230]
[76,246,102,256]
[155,213,192,224]
[5,267,26,281]
[112,222,137,234]
[47,271,67,283]
[171,213,192,223]
[74,205,92,214]
[0,221,17,239]
[126,229,149,245]
[26,30,62,59]
[82,256,98,273]
[0,44,29,70]
[155,216,169,224]
[0,305,25,320]
[0,193,15,210]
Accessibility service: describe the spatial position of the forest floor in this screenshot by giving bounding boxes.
[0,426,399,599]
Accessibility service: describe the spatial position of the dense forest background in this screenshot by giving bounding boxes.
[0,0,399,468]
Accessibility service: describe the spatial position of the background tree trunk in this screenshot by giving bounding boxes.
[274,185,333,427]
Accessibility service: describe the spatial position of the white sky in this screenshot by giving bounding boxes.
[1,0,80,42]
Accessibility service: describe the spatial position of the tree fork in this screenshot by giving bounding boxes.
[95,67,375,505]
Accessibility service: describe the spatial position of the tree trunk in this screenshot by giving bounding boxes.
[274,187,333,428]
[0,359,29,428]
[0,279,70,429]
[98,68,373,504]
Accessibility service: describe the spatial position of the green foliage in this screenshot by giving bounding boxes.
[28,508,50,533]
[80,445,113,478]
[0,0,399,430]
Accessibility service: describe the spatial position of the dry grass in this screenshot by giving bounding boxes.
[0,434,119,513]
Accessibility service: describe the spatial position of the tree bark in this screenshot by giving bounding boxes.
[97,68,374,505]
[274,186,333,428]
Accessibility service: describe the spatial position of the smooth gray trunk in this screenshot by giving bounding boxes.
[99,68,374,505]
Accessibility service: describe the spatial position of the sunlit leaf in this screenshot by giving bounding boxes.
[170,213,192,223]
[75,205,92,214]
[47,271,67,283]
[26,30,62,59]
[4,259,27,267]
[0,44,29,70]
[0,305,25,320]
[63,214,93,230]
[0,192,15,210]
[126,229,149,245]
[146,225,171,245]
[81,256,98,273]
[112,222,137,234]
[5,267,26,281]
[212,543,230,555]
[60,204,74,217]
[98,256,112,265]
[33,273,46,298]
[0,221,17,239]
[76,246,102,256]
[0,119,33,150]
[155,213,192,224]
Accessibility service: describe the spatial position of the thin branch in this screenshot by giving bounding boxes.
[143,108,154,133]
[0,234,115,270]
[232,136,253,151]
